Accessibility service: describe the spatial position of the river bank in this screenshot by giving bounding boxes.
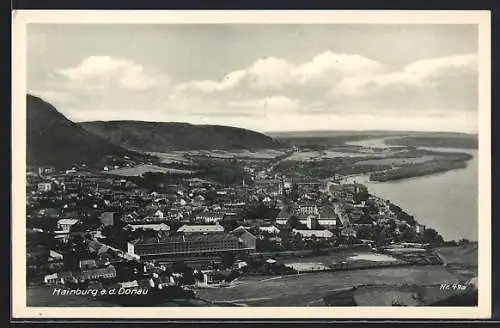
[345,138,478,241]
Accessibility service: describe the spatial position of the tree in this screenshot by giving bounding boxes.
[290,183,299,202]
[171,261,195,285]
[422,228,444,246]
[221,252,236,269]
[355,186,369,203]
[288,215,305,230]
[399,225,417,243]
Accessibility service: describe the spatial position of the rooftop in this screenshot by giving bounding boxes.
[130,232,239,245]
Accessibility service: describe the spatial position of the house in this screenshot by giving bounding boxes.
[262,196,273,205]
[99,212,117,226]
[297,203,319,215]
[292,229,334,239]
[37,182,52,192]
[154,209,165,218]
[37,208,60,219]
[198,270,228,286]
[259,225,281,235]
[231,226,257,251]
[73,265,117,282]
[177,223,225,234]
[87,240,111,256]
[341,225,357,238]
[38,166,56,176]
[317,206,340,228]
[192,194,206,205]
[126,223,171,232]
[43,271,72,285]
[49,250,64,261]
[352,213,375,227]
[57,218,79,232]
[415,224,426,234]
[275,206,292,225]
[195,211,224,223]
[79,259,98,270]
[298,215,318,229]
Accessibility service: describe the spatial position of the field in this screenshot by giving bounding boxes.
[284,253,400,272]
[195,266,460,306]
[283,150,371,161]
[344,284,462,306]
[190,149,286,159]
[278,248,399,267]
[434,244,478,280]
[152,149,287,160]
[354,156,434,166]
[102,164,195,177]
[384,135,478,149]
[435,244,478,266]
[146,152,192,164]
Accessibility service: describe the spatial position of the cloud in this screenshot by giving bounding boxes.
[174,51,385,94]
[31,51,478,132]
[57,56,170,91]
[173,70,247,94]
[247,57,294,90]
[331,53,478,98]
[293,51,385,85]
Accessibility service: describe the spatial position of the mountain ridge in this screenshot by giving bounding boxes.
[79,120,280,152]
[26,94,149,168]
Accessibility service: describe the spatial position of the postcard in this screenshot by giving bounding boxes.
[11,10,491,319]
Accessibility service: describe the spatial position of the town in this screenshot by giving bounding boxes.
[26,147,470,307]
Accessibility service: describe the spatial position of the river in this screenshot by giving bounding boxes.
[345,138,478,241]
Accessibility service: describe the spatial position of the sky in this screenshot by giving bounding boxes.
[27,24,479,133]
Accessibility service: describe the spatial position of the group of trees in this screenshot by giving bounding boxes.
[191,159,250,186]
[355,221,445,246]
[239,202,280,222]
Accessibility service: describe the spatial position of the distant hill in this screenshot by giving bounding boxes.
[79,120,280,152]
[27,95,147,169]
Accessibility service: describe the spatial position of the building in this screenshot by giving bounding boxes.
[72,265,117,282]
[259,225,281,235]
[37,182,52,192]
[177,223,225,234]
[195,211,224,223]
[99,212,117,226]
[231,226,257,251]
[127,232,252,261]
[126,223,171,232]
[275,206,292,225]
[57,218,79,232]
[78,259,98,270]
[317,206,340,228]
[43,265,116,285]
[415,224,426,234]
[292,229,334,239]
[38,166,56,176]
[154,209,165,218]
[49,250,64,261]
[297,202,319,215]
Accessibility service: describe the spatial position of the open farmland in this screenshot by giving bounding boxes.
[283,150,370,161]
[435,244,478,266]
[146,152,192,164]
[195,266,459,306]
[354,155,435,166]
[278,247,398,267]
[102,164,195,177]
[183,149,287,159]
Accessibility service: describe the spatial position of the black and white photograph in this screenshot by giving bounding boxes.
[11,10,491,319]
